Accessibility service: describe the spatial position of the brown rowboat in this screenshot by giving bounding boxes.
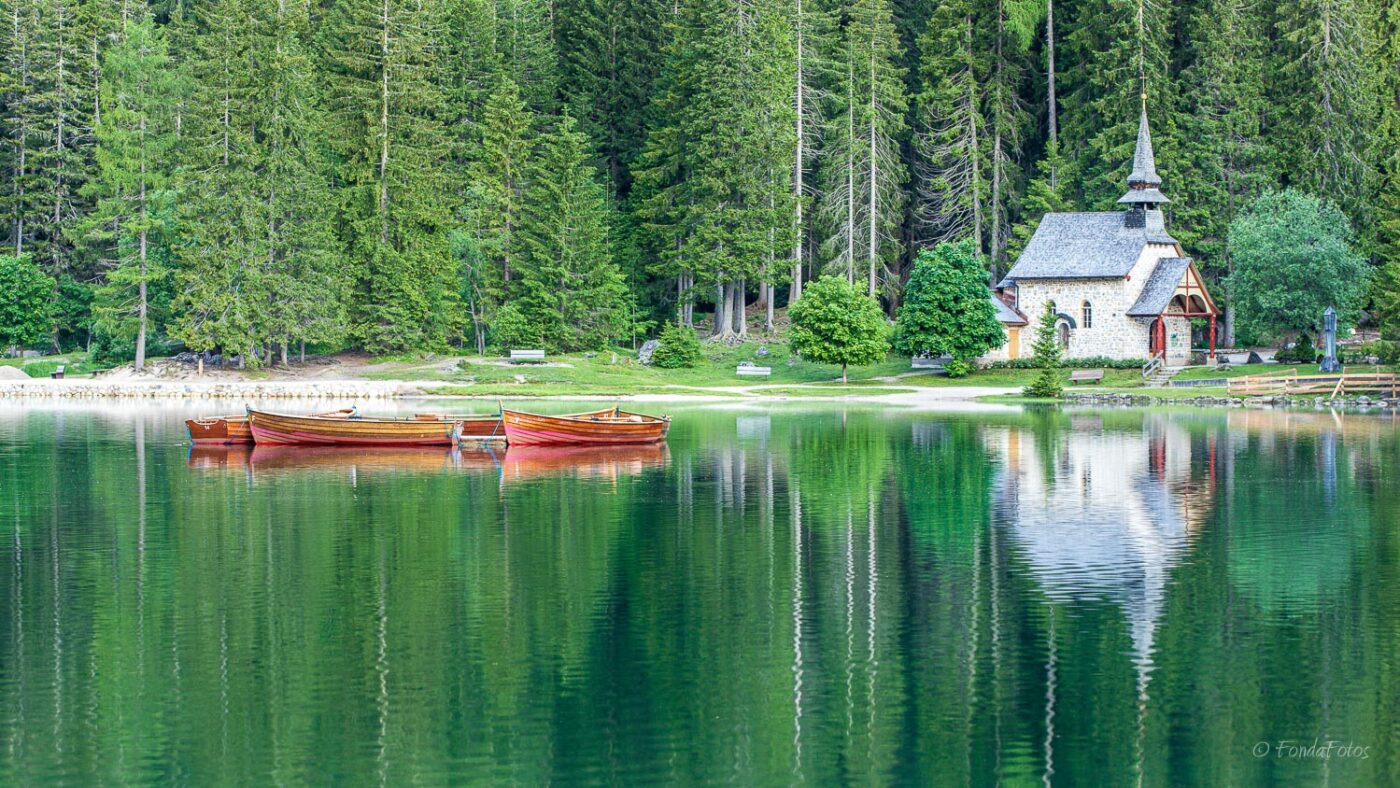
[248,409,475,446]
[186,408,356,445]
[500,406,670,446]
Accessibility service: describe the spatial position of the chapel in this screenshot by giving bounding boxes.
[987,107,1220,366]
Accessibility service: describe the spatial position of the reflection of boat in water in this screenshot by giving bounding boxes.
[187,444,253,469]
[247,444,502,473]
[500,443,670,481]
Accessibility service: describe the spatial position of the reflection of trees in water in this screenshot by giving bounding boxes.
[4,408,1400,784]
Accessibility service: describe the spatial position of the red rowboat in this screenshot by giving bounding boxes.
[248,409,467,446]
[500,406,670,446]
[186,408,356,445]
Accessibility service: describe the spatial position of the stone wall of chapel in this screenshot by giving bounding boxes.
[984,243,1184,362]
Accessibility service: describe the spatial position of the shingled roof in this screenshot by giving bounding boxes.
[990,293,1028,325]
[1125,107,1161,187]
[1000,211,1178,282]
[1126,257,1192,316]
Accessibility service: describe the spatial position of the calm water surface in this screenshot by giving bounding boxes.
[2,402,1398,785]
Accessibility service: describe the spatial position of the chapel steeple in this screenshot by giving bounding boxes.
[1118,104,1169,217]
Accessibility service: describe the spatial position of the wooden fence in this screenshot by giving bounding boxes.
[1227,367,1399,397]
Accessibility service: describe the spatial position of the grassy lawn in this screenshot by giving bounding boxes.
[377,341,920,394]
[0,353,110,378]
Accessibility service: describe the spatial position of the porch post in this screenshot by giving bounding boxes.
[1208,314,1216,361]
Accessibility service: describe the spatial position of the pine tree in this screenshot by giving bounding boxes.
[494,0,558,113]
[1269,0,1380,225]
[1023,301,1062,397]
[1007,139,1068,259]
[172,0,344,365]
[817,0,907,299]
[2,0,41,257]
[5,0,98,285]
[516,112,630,351]
[75,15,182,370]
[980,0,1041,275]
[555,0,668,193]
[466,77,534,303]
[1058,0,1173,208]
[788,0,837,301]
[320,0,459,352]
[912,0,984,251]
[634,0,796,338]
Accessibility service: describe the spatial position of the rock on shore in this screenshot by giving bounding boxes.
[1066,392,1400,412]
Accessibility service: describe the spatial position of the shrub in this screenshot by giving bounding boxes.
[1275,340,1317,364]
[943,359,973,378]
[650,322,704,368]
[1358,340,1400,365]
[489,304,536,352]
[988,356,1143,370]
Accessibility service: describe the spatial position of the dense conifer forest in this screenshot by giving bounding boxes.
[1,0,1397,364]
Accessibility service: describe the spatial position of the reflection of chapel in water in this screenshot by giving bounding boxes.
[988,416,1218,771]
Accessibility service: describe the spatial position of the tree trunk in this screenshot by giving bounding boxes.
[842,362,848,384]
[868,50,878,297]
[792,0,805,303]
[300,340,306,363]
[1046,0,1058,188]
[846,60,855,283]
[280,342,289,367]
[765,283,775,333]
[735,279,747,337]
[714,282,729,338]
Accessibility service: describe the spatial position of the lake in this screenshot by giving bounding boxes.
[1,402,1397,784]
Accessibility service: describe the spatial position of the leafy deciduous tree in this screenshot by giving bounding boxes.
[893,238,1003,360]
[788,273,890,382]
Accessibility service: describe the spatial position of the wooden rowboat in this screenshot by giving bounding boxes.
[412,412,504,441]
[248,409,466,446]
[500,406,670,446]
[186,415,253,445]
[186,408,355,445]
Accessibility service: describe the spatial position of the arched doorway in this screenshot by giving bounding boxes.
[1056,321,1070,348]
[1149,318,1165,358]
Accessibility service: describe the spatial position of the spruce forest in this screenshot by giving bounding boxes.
[2,0,1398,364]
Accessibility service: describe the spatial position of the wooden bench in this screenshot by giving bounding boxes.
[1069,368,1103,384]
[50,365,65,379]
[508,349,545,363]
[736,363,771,377]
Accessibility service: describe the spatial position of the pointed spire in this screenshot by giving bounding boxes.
[1126,105,1160,187]
[1118,102,1169,207]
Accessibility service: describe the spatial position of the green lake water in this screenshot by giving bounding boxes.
[2,402,1398,785]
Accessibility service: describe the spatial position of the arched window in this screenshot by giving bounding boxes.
[1047,300,1057,316]
[1082,301,1093,329]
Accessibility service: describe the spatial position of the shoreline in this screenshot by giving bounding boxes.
[0,376,1022,408]
[7,377,1399,415]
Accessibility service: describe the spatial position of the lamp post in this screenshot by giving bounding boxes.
[1319,306,1340,373]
